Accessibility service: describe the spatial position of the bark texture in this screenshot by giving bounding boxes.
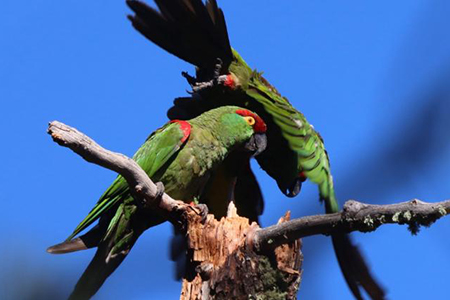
[180,204,302,300]
[254,199,449,252]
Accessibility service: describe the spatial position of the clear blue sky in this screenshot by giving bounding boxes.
[1,1,450,299]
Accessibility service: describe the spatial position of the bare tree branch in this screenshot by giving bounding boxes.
[253,199,449,252]
[48,121,450,253]
[47,121,195,226]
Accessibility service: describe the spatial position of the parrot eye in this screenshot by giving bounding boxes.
[243,116,256,126]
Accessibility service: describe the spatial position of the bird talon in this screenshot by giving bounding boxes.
[155,181,165,199]
[182,71,197,87]
[182,58,228,94]
[213,58,223,80]
[194,203,209,224]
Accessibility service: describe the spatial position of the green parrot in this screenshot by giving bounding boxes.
[126,1,385,299]
[47,106,267,299]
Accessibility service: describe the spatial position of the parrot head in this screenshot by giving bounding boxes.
[212,106,267,157]
[235,109,267,156]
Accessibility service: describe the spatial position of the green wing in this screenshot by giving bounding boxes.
[126,0,334,207]
[66,121,191,241]
[247,76,338,212]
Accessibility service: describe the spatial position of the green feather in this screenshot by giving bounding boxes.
[66,122,188,241]
[125,1,386,298]
[66,106,262,241]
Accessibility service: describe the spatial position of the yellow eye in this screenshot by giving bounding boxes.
[243,116,255,126]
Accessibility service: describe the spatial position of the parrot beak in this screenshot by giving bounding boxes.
[287,178,302,197]
[277,177,302,198]
[245,133,267,156]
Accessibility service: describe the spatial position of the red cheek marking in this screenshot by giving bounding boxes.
[170,120,191,143]
[224,74,236,89]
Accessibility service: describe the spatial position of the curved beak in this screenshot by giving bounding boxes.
[278,177,302,198]
[244,133,267,156]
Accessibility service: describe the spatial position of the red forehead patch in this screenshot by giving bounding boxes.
[235,109,267,133]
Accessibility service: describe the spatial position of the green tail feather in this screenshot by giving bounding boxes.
[66,196,122,242]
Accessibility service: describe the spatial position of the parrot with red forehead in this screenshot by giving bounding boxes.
[47,106,267,299]
[126,0,386,299]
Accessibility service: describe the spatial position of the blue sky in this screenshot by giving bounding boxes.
[2,1,450,299]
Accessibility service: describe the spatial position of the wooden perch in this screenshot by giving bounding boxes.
[48,120,450,248]
[48,121,450,299]
[253,198,450,252]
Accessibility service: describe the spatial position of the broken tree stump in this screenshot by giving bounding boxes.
[180,203,303,300]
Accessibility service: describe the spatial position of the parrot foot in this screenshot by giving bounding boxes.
[155,181,165,200]
[181,71,197,87]
[138,182,165,209]
[213,58,223,79]
[182,58,229,94]
[190,203,209,224]
[190,75,230,93]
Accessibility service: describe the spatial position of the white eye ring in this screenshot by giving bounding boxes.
[243,116,255,126]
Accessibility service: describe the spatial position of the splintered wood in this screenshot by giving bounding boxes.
[180,203,303,300]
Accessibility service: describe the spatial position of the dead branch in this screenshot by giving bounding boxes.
[48,120,450,252]
[47,121,199,227]
[253,199,449,252]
